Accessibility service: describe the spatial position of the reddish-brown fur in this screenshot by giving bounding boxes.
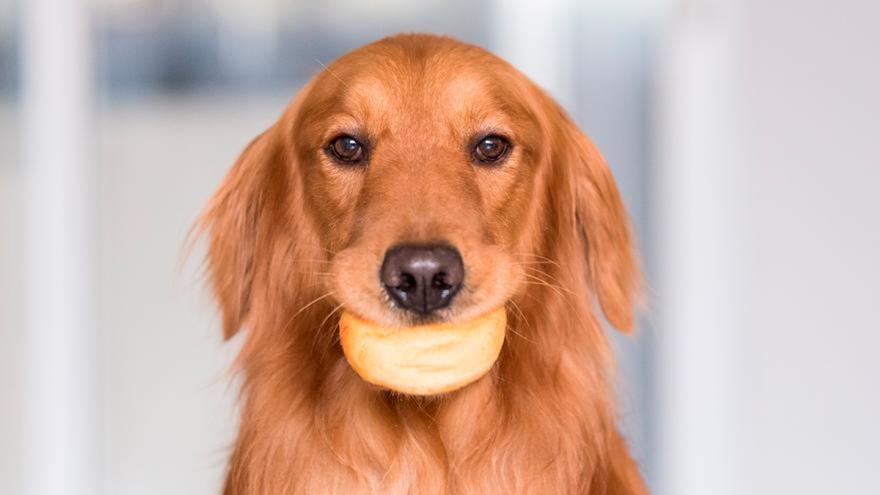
[198,34,646,494]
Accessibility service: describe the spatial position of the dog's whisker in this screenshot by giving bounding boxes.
[312,302,345,358]
[518,266,574,294]
[511,260,556,266]
[318,303,344,329]
[518,264,573,288]
[517,280,590,330]
[510,252,562,266]
[519,281,595,334]
[520,273,572,300]
[505,321,536,348]
[512,261,564,281]
[318,305,345,361]
[505,300,538,346]
[520,281,572,310]
[283,291,337,332]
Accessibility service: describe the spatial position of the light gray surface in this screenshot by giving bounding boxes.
[654,1,880,494]
[1,103,23,495]
[737,0,879,492]
[0,93,291,495]
[93,94,290,494]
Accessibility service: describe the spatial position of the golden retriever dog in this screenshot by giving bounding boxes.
[198,33,646,494]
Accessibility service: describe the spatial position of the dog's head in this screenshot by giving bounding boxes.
[201,34,637,344]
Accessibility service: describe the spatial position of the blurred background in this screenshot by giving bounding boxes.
[1,0,877,494]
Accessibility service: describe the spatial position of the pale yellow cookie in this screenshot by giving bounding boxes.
[339,308,507,395]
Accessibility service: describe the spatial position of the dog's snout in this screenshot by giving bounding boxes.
[380,244,464,315]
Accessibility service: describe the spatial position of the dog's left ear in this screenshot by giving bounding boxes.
[558,113,640,332]
[197,127,281,339]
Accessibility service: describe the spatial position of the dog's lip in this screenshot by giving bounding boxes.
[339,303,506,330]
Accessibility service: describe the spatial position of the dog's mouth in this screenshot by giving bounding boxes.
[337,307,507,396]
[328,240,520,395]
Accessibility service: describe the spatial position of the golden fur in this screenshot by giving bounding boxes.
[198,34,646,494]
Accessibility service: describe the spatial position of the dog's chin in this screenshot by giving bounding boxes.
[378,385,454,402]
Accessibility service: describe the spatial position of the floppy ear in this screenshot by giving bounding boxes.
[198,128,280,339]
[559,114,640,332]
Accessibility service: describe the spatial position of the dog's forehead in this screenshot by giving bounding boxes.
[299,39,537,140]
[340,67,499,119]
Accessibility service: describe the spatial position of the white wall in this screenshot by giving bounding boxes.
[655,1,880,494]
[20,0,97,492]
[95,95,288,494]
[1,97,285,495]
[1,104,23,495]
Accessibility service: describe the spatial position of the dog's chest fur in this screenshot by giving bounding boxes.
[226,353,642,495]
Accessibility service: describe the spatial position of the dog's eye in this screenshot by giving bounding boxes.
[473,135,511,164]
[327,135,366,164]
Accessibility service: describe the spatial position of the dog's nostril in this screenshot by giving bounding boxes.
[380,244,464,315]
[432,273,452,290]
[398,273,417,292]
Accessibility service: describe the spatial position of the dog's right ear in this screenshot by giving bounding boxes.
[553,108,641,333]
[197,128,279,339]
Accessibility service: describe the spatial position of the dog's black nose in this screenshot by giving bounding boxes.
[380,244,464,315]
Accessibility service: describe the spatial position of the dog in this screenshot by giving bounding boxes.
[198,33,646,494]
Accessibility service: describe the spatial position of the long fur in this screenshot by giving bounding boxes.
[197,34,646,494]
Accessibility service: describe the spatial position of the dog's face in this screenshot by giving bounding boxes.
[294,42,549,327]
[203,35,636,341]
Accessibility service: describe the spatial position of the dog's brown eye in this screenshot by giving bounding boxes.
[473,135,511,164]
[327,135,365,164]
